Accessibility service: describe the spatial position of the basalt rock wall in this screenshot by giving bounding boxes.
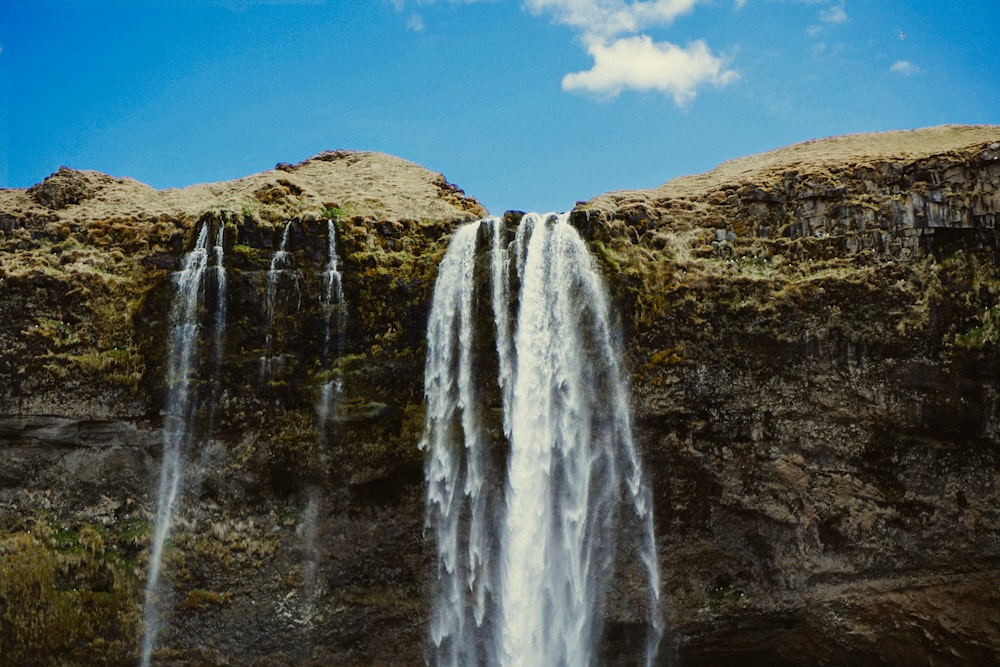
[578,125,1000,665]
[1,127,1000,665]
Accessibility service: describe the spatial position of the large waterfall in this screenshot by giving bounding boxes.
[422,213,662,666]
[141,223,226,667]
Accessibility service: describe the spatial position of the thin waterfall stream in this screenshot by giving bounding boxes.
[261,221,301,383]
[141,223,226,667]
[422,213,662,666]
[300,219,347,633]
[317,218,346,427]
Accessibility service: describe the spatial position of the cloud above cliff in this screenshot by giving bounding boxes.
[389,0,737,104]
[819,1,847,24]
[526,0,737,102]
[523,0,699,42]
[562,36,737,102]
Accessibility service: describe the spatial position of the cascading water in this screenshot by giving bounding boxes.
[422,213,662,667]
[317,218,346,426]
[261,221,301,382]
[423,222,495,666]
[141,222,226,667]
[298,219,347,635]
[208,226,227,431]
[212,225,227,380]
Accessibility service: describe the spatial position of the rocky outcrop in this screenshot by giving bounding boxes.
[581,125,1000,260]
[1,126,1000,665]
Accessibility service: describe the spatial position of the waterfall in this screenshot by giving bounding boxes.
[260,221,301,382]
[298,219,347,639]
[212,225,227,379]
[422,214,662,667]
[423,222,493,665]
[209,226,227,427]
[141,222,226,667]
[317,219,346,425]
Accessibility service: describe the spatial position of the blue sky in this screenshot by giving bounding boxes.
[2,1,998,214]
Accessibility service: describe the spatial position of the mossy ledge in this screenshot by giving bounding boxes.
[2,127,1000,664]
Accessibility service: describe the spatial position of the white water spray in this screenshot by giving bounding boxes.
[212,226,227,373]
[209,226,227,421]
[261,221,301,382]
[298,220,347,637]
[141,222,226,667]
[423,221,502,665]
[422,214,662,666]
[317,219,346,425]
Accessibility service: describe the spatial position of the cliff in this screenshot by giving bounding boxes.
[1,126,999,665]
[577,124,1000,665]
[0,151,484,665]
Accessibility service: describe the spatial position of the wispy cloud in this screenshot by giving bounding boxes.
[820,2,847,24]
[562,36,737,103]
[406,14,425,31]
[806,0,848,38]
[890,60,920,76]
[524,0,700,43]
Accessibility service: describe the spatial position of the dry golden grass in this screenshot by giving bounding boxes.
[0,150,485,232]
[588,124,1000,206]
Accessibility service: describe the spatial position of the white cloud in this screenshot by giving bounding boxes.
[391,0,737,105]
[525,0,700,42]
[406,14,425,31]
[526,0,739,105]
[820,2,847,24]
[388,0,492,29]
[890,60,920,76]
[562,35,738,104]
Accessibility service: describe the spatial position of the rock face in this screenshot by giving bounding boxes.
[0,151,484,665]
[1,127,1000,665]
[577,125,1000,665]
